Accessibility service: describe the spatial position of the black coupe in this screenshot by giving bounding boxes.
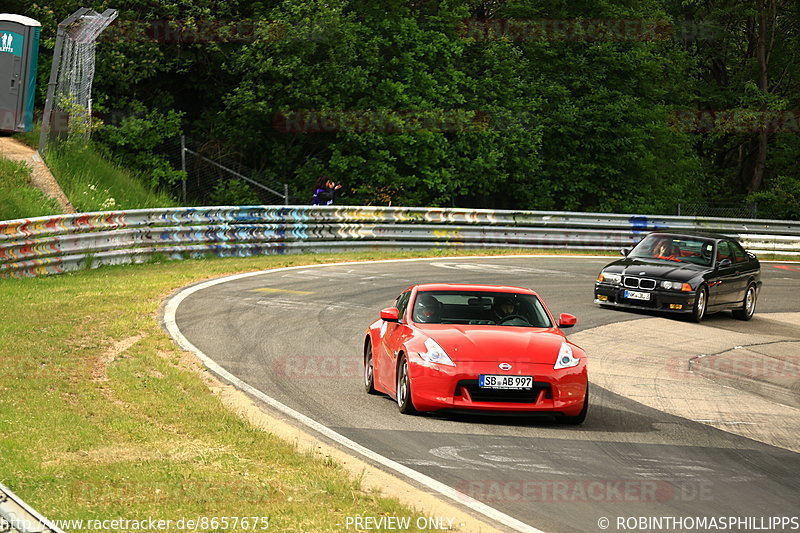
[594,231,762,322]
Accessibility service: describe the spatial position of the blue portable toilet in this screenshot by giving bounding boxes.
[0,13,41,133]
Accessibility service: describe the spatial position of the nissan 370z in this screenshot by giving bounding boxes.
[363,284,589,424]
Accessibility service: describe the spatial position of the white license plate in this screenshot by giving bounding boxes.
[624,290,651,301]
[479,375,533,390]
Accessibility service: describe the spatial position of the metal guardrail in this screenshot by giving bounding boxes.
[1,482,65,533]
[1,206,798,277]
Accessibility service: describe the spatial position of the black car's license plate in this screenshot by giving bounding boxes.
[624,290,651,301]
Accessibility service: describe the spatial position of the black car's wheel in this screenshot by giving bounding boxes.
[690,286,707,323]
[396,355,417,415]
[732,283,757,321]
[561,384,589,425]
[364,340,378,395]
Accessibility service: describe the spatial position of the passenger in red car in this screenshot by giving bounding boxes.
[492,296,518,322]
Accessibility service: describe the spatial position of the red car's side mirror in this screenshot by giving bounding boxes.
[558,313,577,328]
[380,307,400,322]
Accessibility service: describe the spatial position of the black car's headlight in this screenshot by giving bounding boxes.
[597,272,621,284]
[660,281,692,291]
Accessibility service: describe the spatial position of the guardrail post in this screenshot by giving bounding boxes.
[284,183,289,205]
[180,135,187,204]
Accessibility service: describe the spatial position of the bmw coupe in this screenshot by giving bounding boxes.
[594,231,761,322]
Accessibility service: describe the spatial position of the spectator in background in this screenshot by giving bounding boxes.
[312,175,342,205]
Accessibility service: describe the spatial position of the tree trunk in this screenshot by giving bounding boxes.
[748,0,772,194]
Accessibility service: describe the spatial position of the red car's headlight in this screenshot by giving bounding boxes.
[554,342,581,370]
[418,338,456,367]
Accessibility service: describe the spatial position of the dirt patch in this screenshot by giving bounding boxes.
[92,334,144,382]
[0,137,75,214]
[48,439,234,467]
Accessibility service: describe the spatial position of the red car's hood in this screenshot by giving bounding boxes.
[418,324,566,364]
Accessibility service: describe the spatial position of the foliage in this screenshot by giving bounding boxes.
[749,174,800,219]
[208,178,261,205]
[95,105,186,188]
[6,0,799,216]
[0,157,61,220]
[46,143,177,212]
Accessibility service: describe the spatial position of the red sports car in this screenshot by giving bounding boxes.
[363,284,589,424]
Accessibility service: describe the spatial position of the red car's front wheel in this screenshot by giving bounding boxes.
[560,384,589,425]
[396,355,418,415]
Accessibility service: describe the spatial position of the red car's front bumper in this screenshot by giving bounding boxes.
[407,355,587,415]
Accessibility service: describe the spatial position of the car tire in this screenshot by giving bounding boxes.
[396,355,418,415]
[364,340,378,395]
[690,286,707,323]
[732,283,757,321]
[561,384,589,425]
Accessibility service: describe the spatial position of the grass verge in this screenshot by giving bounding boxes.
[0,157,61,221]
[12,122,40,149]
[45,143,176,212]
[0,248,544,533]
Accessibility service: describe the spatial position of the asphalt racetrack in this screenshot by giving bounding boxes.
[171,256,800,533]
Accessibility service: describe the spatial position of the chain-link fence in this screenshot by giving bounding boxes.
[39,7,117,154]
[162,136,290,206]
[675,203,758,219]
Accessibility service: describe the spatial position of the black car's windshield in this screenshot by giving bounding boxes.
[629,235,715,266]
[412,291,552,327]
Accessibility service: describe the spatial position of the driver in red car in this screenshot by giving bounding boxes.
[414,293,442,323]
[492,296,518,323]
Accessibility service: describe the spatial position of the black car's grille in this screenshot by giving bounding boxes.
[457,380,551,404]
[624,276,656,290]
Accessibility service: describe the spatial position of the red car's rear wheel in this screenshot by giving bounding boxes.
[364,340,378,395]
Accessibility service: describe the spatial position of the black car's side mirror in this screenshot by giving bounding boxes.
[717,258,732,268]
[620,248,630,257]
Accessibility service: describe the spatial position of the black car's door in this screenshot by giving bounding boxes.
[730,240,755,301]
[710,241,739,306]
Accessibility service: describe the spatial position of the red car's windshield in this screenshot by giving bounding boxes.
[629,235,715,266]
[412,290,552,328]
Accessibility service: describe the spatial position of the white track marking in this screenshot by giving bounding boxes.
[164,253,791,532]
[164,256,600,533]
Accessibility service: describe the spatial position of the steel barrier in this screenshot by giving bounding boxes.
[1,205,798,278]
[0,482,65,533]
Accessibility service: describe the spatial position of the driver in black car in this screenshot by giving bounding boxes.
[492,296,518,323]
